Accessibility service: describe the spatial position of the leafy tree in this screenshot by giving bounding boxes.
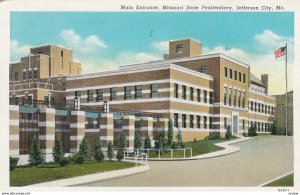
[144,135,151,149]
[116,131,126,161]
[134,129,142,149]
[52,134,65,165]
[79,136,90,160]
[107,141,114,161]
[94,139,104,162]
[167,119,174,147]
[176,129,183,148]
[29,135,44,166]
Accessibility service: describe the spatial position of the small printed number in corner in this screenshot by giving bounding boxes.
[2,193,30,195]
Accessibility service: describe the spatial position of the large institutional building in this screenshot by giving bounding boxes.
[9,38,276,163]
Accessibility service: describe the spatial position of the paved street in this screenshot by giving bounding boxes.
[76,136,293,187]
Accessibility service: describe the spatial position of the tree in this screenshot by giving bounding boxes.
[144,135,151,149]
[52,134,65,165]
[271,120,278,135]
[94,139,104,162]
[167,119,174,147]
[134,129,142,149]
[176,129,183,148]
[158,130,167,149]
[225,125,232,139]
[79,136,90,160]
[29,135,44,166]
[107,141,114,161]
[116,131,126,161]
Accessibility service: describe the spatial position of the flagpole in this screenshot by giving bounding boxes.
[285,43,288,136]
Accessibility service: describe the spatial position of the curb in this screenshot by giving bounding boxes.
[26,163,150,187]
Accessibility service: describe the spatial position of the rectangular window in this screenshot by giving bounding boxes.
[209,92,213,104]
[28,70,32,79]
[243,74,246,83]
[238,91,241,107]
[242,92,245,108]
[224,117,227,128]
[23,71,27,80]
[224,87,227,105]
[182,114,186,128]
[234,71,237,80]
[204,90,207,103]
[28,95,33,106]
[197,89,201,102]
[201,66,208,75]
[174,84,179,98]
[96,89,103,102]
[135,85,142,99]
[239,72,241,82]
[265,105,268,114]
[203,116,207,129]
[174,113,179,128]
[44,96,49,105]
[14,72,18,81]
[124,86,131,100]
[243,120,245,130]
[182,85,186,100]
[176,44,183,53]
[229,69,232,79]
[75,91,81,97]
[209,117,213,129]
[150,84,158,98]
[34,69,38,79]
[255,102,257,112]
[251,101,253,111]
[197,115,200,129]
[87,90,93,102]
[225,67,228,77]
[228,88,232,106]
[258,103,261,112]
[190,87,194,101]
[110,88,117,101]
[262,104,264,113]
[190,115,194,128]
[233,89,236,107]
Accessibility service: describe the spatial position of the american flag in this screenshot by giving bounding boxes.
[275,46,287,58]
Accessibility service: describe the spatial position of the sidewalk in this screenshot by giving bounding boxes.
[26,163,150,187]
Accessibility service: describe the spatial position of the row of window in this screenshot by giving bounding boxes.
[174,113,213,129]
[224,67,246,83]
[223,118,246,130]
[223,87,246,108]
[10,69,38,81]
[75,84,158,102]
[174,83,213,104]
[249,101,274,115]
[250,121,272,132]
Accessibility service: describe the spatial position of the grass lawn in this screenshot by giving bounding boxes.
[263,173,294,187]
[10,160,137,186]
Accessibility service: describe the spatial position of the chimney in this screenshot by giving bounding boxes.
[261,74,269,94]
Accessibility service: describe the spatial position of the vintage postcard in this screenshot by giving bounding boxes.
[0,0,299,194]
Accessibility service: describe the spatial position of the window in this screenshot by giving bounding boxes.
[28,70,32,79]
[124,86,131,100]
[50,97,55,105]
[23,71,27,80]
[176,44,183,53]
[209,117,213,129]
[197,115,200,129]
[251,101,253,111]
[34,69,38,79]
[258,103,261,112]
[14,72,18,81]
[174,113,179,128]
[262,104,264,113]
[135,85,142,99]
[28,95,33,106]
[44,96,49,105]
[197,89,201,102]
[201,66,208,75]
[96,89,103,102]
[238,91,241,107]
[203,116,207,129]
[233,89,236,107]
[243,120,245,130]
[265,105,268,114]
[209,92,213,104]
[258,122,260,131]
[242,92,245,108]
[190,87,194,101]
[204,90,207,103]
[174,84,179,98]
[87,90,93,102]
[150,84,158,98]
[182,85,186,100]
[225,67,228,77]
[75,91,81,97]
[255,102,257,112]
[224,117,227,128]
[234,71,237,80]
[229,69,232,79]
[190,115,194,128]
[110,88,117,101]
[239,72,241,82]
[228,88,232,106]
[243,74,246,83]
[182,114,186,128]
[224,87,227,105]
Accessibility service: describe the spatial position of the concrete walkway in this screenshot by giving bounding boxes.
[27,163,150,187]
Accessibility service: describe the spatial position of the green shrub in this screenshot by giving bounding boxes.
[116,149,124,161]
[79,136,91,160]
[167,119,174,147]
[144,135,151,149]
[248,126,257,136]
[52,134,65,165]
[10,157,19,171]
[207,132,220,140]
[225,125,232,139]
[193,138,197,142]
[29,136,44,166]
[94,139,104,162]
[134,129,142,149]
[171,142,178,149]
[107,141,114,161]
[73,153,85,164]
[59,157,70,167]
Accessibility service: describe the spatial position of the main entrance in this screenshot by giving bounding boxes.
[232,114,239,135]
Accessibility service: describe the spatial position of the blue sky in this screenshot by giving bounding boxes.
[10,12,294,94]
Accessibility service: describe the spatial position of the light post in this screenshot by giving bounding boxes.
[103,101,109,113]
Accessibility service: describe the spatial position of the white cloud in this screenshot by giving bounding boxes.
[60,29,107,53]
[10,40,32,61]
[152,41,169,53]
